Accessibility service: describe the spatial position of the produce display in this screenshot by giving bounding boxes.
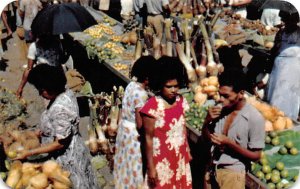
[245,95,294,131]
[0,87,27,128]
[3,160,71,189]
[0,128,40,159]
[251,130,300,189]
[82,85,124,170]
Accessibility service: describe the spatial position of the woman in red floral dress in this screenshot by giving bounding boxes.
[140,56,192,189]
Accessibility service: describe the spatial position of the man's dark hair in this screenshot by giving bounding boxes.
[28,64,66,95]
[218,68,249,93]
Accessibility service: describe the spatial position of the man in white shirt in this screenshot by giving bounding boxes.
[144,0,170,41]
[19,0,42,43]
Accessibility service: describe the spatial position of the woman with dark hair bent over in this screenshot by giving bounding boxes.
[14,64,98,189]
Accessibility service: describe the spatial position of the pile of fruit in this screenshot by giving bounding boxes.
[251,130,300,188]
[3,160,71,189]
[183,92,209,133]
[84,23,115,38]
[246,95,293,131]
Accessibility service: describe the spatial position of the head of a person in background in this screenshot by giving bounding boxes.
[36,35,61,49]
[218,68,249,110]
[28,64,66,100]
[150,56,188,103]
[130,55,158,89]
[279,11,299,33]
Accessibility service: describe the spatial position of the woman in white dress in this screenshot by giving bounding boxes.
[267,11,300,120]
[15,64,98,189]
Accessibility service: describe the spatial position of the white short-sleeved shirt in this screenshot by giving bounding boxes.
[213,103,265,171]
[144,0,169,15]
[19,0,42,31]
[28,42,49,64]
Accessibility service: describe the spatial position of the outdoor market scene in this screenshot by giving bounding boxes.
[1,0,300,188]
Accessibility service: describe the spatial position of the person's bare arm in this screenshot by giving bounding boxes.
[142,114,158,187]
[16,59,35,97]
[135,108,143,129]
[14,138,65,160]
[1,12,12,36]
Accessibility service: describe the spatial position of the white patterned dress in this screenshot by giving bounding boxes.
[113,81,148,189]
[40,89,98,189]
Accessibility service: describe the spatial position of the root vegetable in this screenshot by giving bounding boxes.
[53,181,70,189]
[199,19,217,76]
[6,161,22,188]
[285,118,293,129]
[44,163,72,188]
[176,42,197,83]
[265,120,273,131]
[87,125,98,154]
[194,92,207,106]
[208,76,219,86]
[27,173,48,189]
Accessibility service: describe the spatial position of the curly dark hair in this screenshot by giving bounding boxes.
[149,56,188,92]
[218,68,249,93]
[28,64,66,95]
[130,55,158,83]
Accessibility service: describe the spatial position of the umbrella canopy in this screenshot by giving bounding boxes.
[31,3,97,36]
[260,0,300,15]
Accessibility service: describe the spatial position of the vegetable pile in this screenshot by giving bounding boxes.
[0,87,27,128]
[4,160,71,189]
[82,86,124,170]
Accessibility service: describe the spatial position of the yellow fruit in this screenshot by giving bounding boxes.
[280,169,289,178]
[265,173,272,181]
[7,150,17,159]
[271,137,280,146]
[259,158,268,165]
[269,131,278,138]
[290,147,298,155]
[275,162,285,171]
[262,165,272,174]
[271,174,280,184]
[256,171,265,180]
[279,146,288,155]
[267,183,276,189]
[285,141,294,149]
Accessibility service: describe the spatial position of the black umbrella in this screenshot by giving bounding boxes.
[31,3,97,36]
[259,0,298,14]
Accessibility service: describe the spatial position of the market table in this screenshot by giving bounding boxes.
[68,6,132,85]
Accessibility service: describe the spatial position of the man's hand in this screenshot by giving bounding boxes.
[210,133,232,146]
[206,106,222,123]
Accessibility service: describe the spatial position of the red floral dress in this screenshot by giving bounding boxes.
[140,95,192,189]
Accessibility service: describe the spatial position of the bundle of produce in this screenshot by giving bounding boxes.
[84,23,115,38]
[0,87,27,127]
[4,160,71,189]
[85,86,124,156]
[245,95,293,131]
[65,69,86,93]
[0,127,40,159]
[251,130,300,189]
[169,0,222,19]
[102,15,117,27]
